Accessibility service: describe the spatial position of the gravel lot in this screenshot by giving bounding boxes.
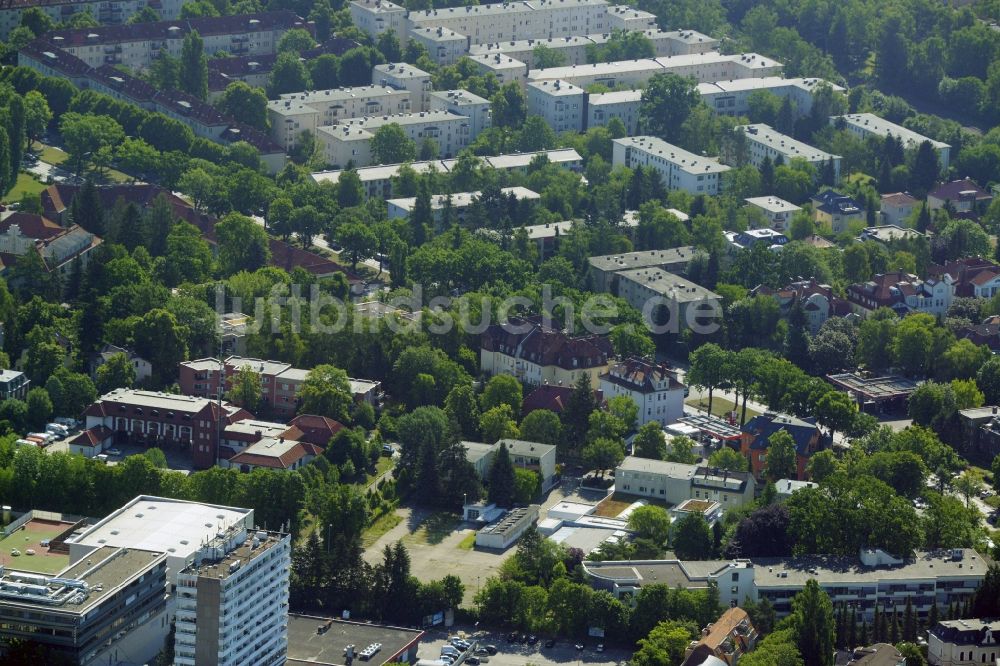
[418,628,630,666]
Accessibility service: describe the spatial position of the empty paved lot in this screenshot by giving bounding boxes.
[419,629,630,666]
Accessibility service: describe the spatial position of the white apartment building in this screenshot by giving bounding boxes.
[698,77,845,117]
[738,123,842,180]
[409,25,469,64]
[316,110,473,167]
[174,528,290,666]
[835,113,952,170]
[614,457,757,507]
[386,186,540,223]
[929,620,1000,666]
[311,148,582,199]
[613,135,731,195]
[599,357,685,427]
[429,89,491,136]
[587,89,642,133]
[348,0,408,42]
[614,266,723,333]
[745,196,802,231]
[468,53,529,88]
[47,11,302,71]
[0,0,185,40]
[373,62,432,111]
[604,4,657,30]
[529,52,782,89]
[404,0,612,45]
[268,86,412,151]
[527,79,585,133]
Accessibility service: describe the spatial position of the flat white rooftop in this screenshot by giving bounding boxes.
[745,196,801,213]
[528,79,584,96]
[71,496,253,560]
[589,89,642,105]
[373,63,431,79]
[429,89,490,105]
[739,123,840,163]
[388,186,540,211]
[836,113,951,149]
[615,135,731,175]
[529,52,781,82]
[469,53,527,70]
[697,76,845,95]
[276,85,405,106]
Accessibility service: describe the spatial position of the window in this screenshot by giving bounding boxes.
[731,573,739,582]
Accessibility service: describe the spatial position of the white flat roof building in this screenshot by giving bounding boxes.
[614,267,723,332]
[409,25,469,64]
[834,113,951,170]
[529,52,782,89]
[587,88,642,134]
[604,4,657,30]
[527,79,586,133]
[316,110,474,167]
[429,88,491,135]
[468,53,529,88]
[373,62,432,110]
[698,77,845,117]
[311,148,581,198]
[349,0,407,41]
[387,186,540,223]
[613,135,730,195]
[268,85,412,151]
[745,196,802,231]
[738,123,841,180]
[68,495,255,585]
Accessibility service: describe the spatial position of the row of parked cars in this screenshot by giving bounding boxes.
[15,418,79,447]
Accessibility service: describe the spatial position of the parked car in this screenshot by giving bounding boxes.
[46,423,69,437]
[466,658,480,665]
[527,636,537,645]
[54,417,78,429]
[574,644,584,651]
[451,641,470,650]
[483,645,497,655]
[596,644,605,653]
[544,640,555,649]
[106,448,123,457]
[95,454,109,463]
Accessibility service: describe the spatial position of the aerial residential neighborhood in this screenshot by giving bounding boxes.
[0,0,999,664]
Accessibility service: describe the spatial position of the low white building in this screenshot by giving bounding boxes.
[527,79,586,134]
[613,136,730,195]
[738,123,841,181]
[614,457,757,507]
[429,89,492,136]
[929,619,1000,666]
[599,357,685,427]
[476,505,540,549]
[468,53,529,88]
[373,62,432,111]
[698,77,845,118]
[745,196,802,231]
[386,186,540,224]
[773,478,818,499]
[268,85,412,150]
[834,113,951,171]
[880,192,919,227]
[316,110,474,167]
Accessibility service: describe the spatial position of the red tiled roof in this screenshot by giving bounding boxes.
[522,384,604,416]
[0,212,64,239]
[228,440,317,469]
[70,425,114,447]
[482,317,612,371]
[283,414,345,447]
[929,178,992,203]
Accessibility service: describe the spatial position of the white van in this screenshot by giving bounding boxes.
[54,417,78,429]
[46,423,69,437]
[95,454,109,463]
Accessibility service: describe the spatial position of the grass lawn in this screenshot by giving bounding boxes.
[34,144,69,166]
[402,511,460,546]
[0,525,70,574]
[592,495,636,518]
[361,511,402,549]
[685,396,759,423]
[985,495,1000,510]
[456,532,476,550]
[365,456,394,486]
[3,172,45,203]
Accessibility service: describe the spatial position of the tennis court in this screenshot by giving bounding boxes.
[0,518,74,574]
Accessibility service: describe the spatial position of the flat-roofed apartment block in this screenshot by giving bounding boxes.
[613,136,730,195]
[311,148,581,199]
[44,11,304,71]
[744,196,802,232]
[0,547,169,665]
[587,89,642,133]
[737,123,841,181]
[317,110,473,167]
[409,25,469,64]
[268,86,412,151]
[429,89,492,135]
[468,53,529,88]
[404,0,612,45]
[527,79,585,133]
[587,246,698,293]
[0,0,186,40]
[614,267,723,333]
[529,52,782,89]
[349,0,408,42]
[174,528,291,666]
[698,77,845,117]
[373,62,432,110]
[834,113,951,171]
[386,186,540,224]
[604,4,657,30]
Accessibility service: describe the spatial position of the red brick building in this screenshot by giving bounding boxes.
[739,412,825,481]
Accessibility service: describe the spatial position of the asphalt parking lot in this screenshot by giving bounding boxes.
[418,629,630,666]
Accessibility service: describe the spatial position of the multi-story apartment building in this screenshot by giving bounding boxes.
[311,148,582,199]
[750,279,851,334]
[929,619,1000,666]
[316,110,474,167]
[0,370,29,401]
[737,123,841,180]
[0,211,102,281]
[386,186,540,225]
[928,257,1000,299]
[82,389,253,469]
[44,11,303,71]
[527,79,585,134]
[699,77,845,117]
[587,89,642,133]
[0,546,169,665]
[349,0,408,42]
[468,53,529,88]
[740,412,825,481]
[846,270,954,318]
[480,316,613,389]
[429,89,492,136]
[584,548,989,621]
[373,62,432,110]
[587,246,698,293]
[834,113,952,171]
[174,528,290,666]
[880,192,919,226]
[0,0,186,40]
[604,4,657,30]
[599,357,686,427]
[812,189,866,234]
[409,25,469,64]
[267,86,413,150]
[613,136,731,195]
[614,457,756,507]
[745,196,802,231]
[614,268,723,334]
[528,52,782,89]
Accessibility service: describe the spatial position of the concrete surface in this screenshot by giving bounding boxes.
[419,628,630,666]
